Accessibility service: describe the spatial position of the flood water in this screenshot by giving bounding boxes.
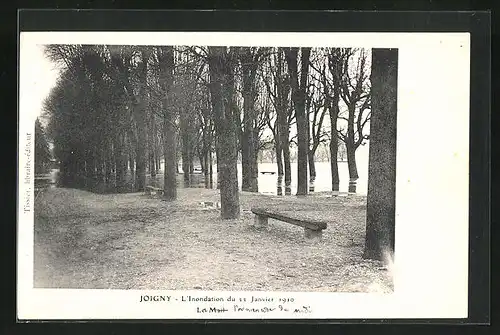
[43,145,369,196]
[177,145,369,195]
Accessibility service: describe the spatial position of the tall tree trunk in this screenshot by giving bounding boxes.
[364,48,398,261]
[208,46,240,219]
[283,134,292,193]
[308,148,316,182]
[346,103,358,193]
[346,103,359,181]
[285,47,310,196]
[135,116,147,191]
[129,150,135,177]
[329,102,340,191]
[180,113,191,186]
[274,132,284,177]
[306,109,315,184]
[209,148,214,189]
[346,138,358,193]
[113,133,126,192]
[145,131,150,174]
[105,140,113,185]
[150,154,156,177]
[240,50,259,193]
[133,50,149,192]
[307,126,315,193]
[204,148,210,188]
[327,48,344,192]
[276,49,292,191]
[251,127,259,192]
[199,150,205,173]
[150,117,157,178]
[163,113,177,200]
[189,154,194,174]
[176,153,181,173]
[215,138,221,190]
[127,130,136,184]
[241,135,251,191]
[158,46,177,201]
[206,121,213,189]
[155,124,160,174]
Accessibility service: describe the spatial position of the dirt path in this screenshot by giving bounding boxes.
[33,188,392,292]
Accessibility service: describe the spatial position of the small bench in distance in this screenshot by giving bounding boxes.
[251,207,327,241]
[145,185,164,196]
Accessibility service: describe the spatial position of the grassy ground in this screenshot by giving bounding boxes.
[34,187,393,292]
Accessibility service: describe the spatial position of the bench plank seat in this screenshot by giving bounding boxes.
[251,207,327,240]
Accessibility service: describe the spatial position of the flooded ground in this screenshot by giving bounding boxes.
[36,144,369,196]
[43,160,368,196]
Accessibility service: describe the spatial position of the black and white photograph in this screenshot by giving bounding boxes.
[18,30,471,320]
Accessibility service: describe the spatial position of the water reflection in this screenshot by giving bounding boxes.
[309,177,315,193]
[276,175,293,196]
[35,169,59,197]
[348,178,357,193]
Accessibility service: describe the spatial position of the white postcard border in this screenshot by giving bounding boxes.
[18,31,470,320]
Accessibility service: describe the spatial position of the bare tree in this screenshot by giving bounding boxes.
[238,47,268,192]
[324,48,353,191]
[364,48,397,261]
[132,47,151,192]
[284,47,311,196]
[337,49,371,191]
[207,46,240,219]
[156,46,177,200]
[306,50,329,185]
[261,48,293,192]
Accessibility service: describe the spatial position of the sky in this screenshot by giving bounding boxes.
[25,45,60,125]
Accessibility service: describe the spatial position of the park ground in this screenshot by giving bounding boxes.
[33,187,393,292]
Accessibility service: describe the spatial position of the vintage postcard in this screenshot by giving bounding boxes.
[18,31,470,320]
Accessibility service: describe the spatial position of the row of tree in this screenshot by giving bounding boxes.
[43,45,371,218]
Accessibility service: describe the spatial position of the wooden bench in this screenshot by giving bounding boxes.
[251,207,327,240]
[260,171,276,175]
[145,186,164,196]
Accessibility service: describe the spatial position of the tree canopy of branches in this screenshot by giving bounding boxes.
[42,44,372,220]
[43,44,176,196]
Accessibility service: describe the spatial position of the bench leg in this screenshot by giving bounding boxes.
[254,215,268,228]
[304,228,322,240]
